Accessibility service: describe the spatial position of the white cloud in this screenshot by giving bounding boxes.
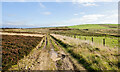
[81,14,104,22]
[72,0,118,3]
[82,2,98,6]
[83,14,104,18]
[51,13,117,27]
[72,0,98,7]
[4,21,27,26]
[17,0,25,2]
[72,0,119,7]
[95,0,117,2]
[42,12,51,15]
[74,14,79,16]
[2,0,26,2]
[1,0,119,2]
[20,0,25,2]
[39,3,46,8]
[74,12,85,16]
[3,21,36,28]
[72,0,95,3]
[100,14,118,24]
[52,14,105,26]
[99,10,118,24]
[56,0,61,2]
[80,12,85,14]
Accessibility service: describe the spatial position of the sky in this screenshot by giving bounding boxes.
[1,0,119,28]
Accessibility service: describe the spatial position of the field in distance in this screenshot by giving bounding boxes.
[68,24,118,29]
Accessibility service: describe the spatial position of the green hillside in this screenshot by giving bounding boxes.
[68,24,118,29]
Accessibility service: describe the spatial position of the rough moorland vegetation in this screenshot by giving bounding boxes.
[2,35,42,70]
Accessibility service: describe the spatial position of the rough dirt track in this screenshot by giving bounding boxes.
[6,33,86,71]
[16,35,76,71]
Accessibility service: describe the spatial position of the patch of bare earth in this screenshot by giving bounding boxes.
[0,32,44,37]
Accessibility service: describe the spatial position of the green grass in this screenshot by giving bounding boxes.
[68,24,118,29]
[103,24,118,26]
[75,35,118,48]
[50,37,59,51]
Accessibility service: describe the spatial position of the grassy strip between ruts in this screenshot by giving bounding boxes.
[50,36,59,52]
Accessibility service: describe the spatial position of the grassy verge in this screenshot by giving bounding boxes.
[51,35,118,71]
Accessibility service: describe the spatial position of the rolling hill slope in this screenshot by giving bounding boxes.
[68,24,118,29]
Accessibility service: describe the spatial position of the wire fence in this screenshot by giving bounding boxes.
[55,33,118,48]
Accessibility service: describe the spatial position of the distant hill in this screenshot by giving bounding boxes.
[68,24,118,29]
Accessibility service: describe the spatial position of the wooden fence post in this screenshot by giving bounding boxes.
[92,37,93,43]
[74,35,76,38]
[103,38,105,46]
